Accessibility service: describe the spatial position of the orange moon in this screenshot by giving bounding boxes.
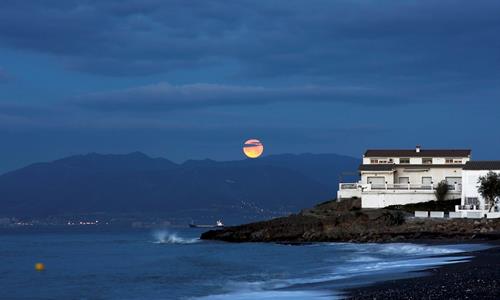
[243,139,264,158]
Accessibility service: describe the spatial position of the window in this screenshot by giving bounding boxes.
[367,177,385,185]
[445,177,461,185]
[422,158,433,164]
[398,177,410,184]
[446,158,463,164]
[465,197,479,206]
[370,159,378,164]
[400,158,410,164]
[422,177,432,185]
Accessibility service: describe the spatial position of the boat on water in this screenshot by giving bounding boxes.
[189,220,224,228]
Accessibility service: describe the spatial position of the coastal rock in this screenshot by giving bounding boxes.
[201,199,500,243]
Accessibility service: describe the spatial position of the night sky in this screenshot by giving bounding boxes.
[1,1,500,173]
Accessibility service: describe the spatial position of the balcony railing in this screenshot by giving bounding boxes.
[371,183,434,190]
[339,182,462,192]
[456,204,491,211]
[339,183,359,190]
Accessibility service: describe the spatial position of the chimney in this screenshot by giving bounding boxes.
[416,145,421,153]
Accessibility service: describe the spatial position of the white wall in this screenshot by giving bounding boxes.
[362,190,461,208]
[360,167,462,185]
[409,157,421,164]
[337,189,362,199]
[361,172,394,184]
[461,169,500,208]
[394,167,462,185]
[362,156,470,165]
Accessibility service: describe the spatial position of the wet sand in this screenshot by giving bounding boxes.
[347,241,500,299]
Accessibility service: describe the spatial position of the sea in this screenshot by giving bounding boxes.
[0,228,491,299]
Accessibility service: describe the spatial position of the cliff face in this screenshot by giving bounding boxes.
[201,199,500,243]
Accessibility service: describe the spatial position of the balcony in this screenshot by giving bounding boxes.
[339,183,360,190]
[339,183,461,192]
[371,183,434,190]
[337,182,462,200]
[337,183,363,199]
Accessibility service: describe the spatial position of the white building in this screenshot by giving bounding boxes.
[337,146,471,208]
[453,161,500,218]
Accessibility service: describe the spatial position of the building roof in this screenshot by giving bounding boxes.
[364,149,471,158]
[358,164,395,171]
[463,161,500,170]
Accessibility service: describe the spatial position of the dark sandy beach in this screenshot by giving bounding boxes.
[347,241,500,299]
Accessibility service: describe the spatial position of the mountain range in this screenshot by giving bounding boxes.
[0,152,359,223]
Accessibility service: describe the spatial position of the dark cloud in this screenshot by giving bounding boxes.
[0,102,75,129]
[74,82,404,111]
[74,79,500,112]
[0,0,499,81]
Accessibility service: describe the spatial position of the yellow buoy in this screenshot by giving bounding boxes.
[35,262,45,271]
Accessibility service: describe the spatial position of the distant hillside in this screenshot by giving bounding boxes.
[0,152,359,221]
[230,153,360,190]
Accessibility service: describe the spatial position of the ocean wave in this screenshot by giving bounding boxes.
[195,279,335,300]
[204,255,471,299]
[346,255,381,263]
[376,243,463,255]
[330,242,491,257]
[193,290,334,300]
[152,230,199,244]
[334,255,472,275]
[191,242,490,300]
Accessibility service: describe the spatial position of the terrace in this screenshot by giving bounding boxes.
[338,182,461,196]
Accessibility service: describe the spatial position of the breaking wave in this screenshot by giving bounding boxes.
[152,230,199,244]
[331,242,491,256]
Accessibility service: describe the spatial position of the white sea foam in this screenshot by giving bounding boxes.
[204,271,346,299]
[193,253,467,300]
[152,230,199,244]
[375,243,463,255]
[331,242,491,257]
[334,255,473,275]
[347,255,381,263]
[194,289,335,299]
[194,243,490,300]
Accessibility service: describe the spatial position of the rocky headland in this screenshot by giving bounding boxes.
[201,199,500,243]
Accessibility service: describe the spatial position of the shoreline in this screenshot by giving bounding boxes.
[345,240,500,299]
[199,198,500,298]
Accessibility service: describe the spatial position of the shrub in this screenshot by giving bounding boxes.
[478,171,500,212]
[434,180,449,202]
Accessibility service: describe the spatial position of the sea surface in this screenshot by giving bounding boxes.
[0,228,490,299]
